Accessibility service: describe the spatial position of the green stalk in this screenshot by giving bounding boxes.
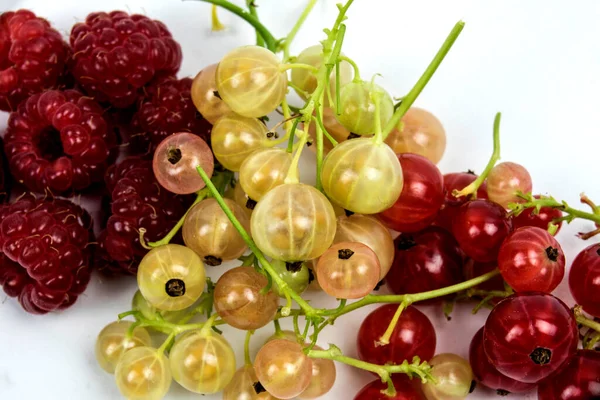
[382,21,465,139]
[283,0,319,60]
[196,166,316,317]
[245,0,264,47]
[454,113,501,198]
[244,330,254,365]
[198,0,278,51]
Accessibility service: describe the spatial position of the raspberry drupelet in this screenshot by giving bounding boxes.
[131,77,212,152]
[0,195,93,314]
[0,10,70,111]
[97,157,192,275]
[69,11,182,108]
[4,89,117,193]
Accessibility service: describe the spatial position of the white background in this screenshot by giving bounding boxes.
[1,0,599,399]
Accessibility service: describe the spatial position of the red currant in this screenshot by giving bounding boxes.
[452,199,512,262]
[357,305,436,367]
[387,227,463,299]
[537,350,600,400]
[483,292,578,383]
[469,327,536,394]
[378,153,444,233]
[434,172,488,231]
[512,195,563,233]
[354,376,425,400]
[569,243,600,318]
[462,259,505,292]
[498,227,565,293]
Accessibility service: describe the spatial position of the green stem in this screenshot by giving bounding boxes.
[315,102,324,191]
[575,306,600,333]
[282,0,319,60]
[382,21,465,139]
[510,193,600,228]
[339,55,360,80]
[198,0,278,51]
[245,0,264,47]
[273,319,283,335]
[158,331,176,354]
[313,113,338,146]
[322,269,501,317]
[307,345,433,384]
[293,314,301,336]
[377,301,407,345]
[453,112,501,198]
[196,166,316,317]
[284,128,309,184]
[211,4,225,31]
[244,330,255,365]
[286,117,301,153]
[147,188,209,247]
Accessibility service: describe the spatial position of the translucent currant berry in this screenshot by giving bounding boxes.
[469,327,537,394]
[225,182,256,218]
[240,147,292,201]
[291,44,353,106]
[317,242,381,299]
[223,364,280,400]
[137,244,206,311]
[254,339,313,399]
[191,63,232,124]
[213,266,279,330]
[483,292,578,383]
[569,243,600,318]
[307,107,353,155]
[216,45,287,118]
[169,331,236,394]
[385,107,446,164]
[271,259,309,298]
[251,183,337,261]
[152,132,214,194]
[114,346,171,400]
[182,198,250,266]
[421,353,474,400]
[211,114,270,171]
[498,226,565,293]
[95,321,152,374]
[321,138,403,214]
[334,80,394,135]
[333,214,394,279]
[298,345,336,399]
[486,162,532,208]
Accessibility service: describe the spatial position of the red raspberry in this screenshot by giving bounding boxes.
[0,195,93,314]
[131,77,212,152]
[0,10,70,111]
[97,157,191,275]
[4,89,117,193]
[69,11,182,108]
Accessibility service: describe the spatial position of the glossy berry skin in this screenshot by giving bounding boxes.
[434,172,488,231]
[0,10,70,111]
[512,195,563,233]
[0,195,92,314]
[379,153,444,233]
[452,199,512,263]
[469,327,536,394]
[70,11,182,108]
[486,162,532,209]
[387,227,463,299]
[132,77,212,151]
[357,305,436,368]
[569,243,600,317]
[537,350,600,400]
[483,292,578,383]
[354,376,425,400]
[191,63,231,125]
[4,90,117,193]
[98,157,192,275]
[498,227,565,293]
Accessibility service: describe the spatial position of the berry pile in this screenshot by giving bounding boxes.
[2,2,600,400]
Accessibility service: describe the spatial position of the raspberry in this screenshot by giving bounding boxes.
[69,11,182,108]
[97,157,191,274]
[4,89,117,193]
[0,194,93,314]
[131,77,212,152]
[0,10,70,111]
